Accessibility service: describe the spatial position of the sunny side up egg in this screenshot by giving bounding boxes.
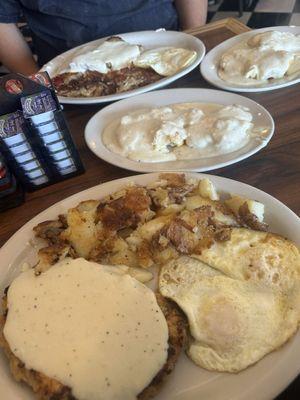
[159,244,300,372]
[193,228,300,305]
[134,47,197,76]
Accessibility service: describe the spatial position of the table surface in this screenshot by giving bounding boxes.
[0,18,299,399]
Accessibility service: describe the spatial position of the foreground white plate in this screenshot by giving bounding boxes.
[84,88,274,172]
[200,26,300,93]
[42,30,205,104]
[0,173,299,400]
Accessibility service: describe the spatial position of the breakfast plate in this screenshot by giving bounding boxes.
[0,172,299,400]
[84,88,274,172]
[200,26,300,93]
[42,30,205,104]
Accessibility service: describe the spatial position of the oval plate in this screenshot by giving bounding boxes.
[42,30,205,104]
[200,26,300,93]
[0,173,299,400]
[84,88,274,172]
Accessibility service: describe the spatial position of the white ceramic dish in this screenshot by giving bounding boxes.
[0,172,299,400]
[200,26,300,93]
[42,30,205,104]
[84,88,274,172]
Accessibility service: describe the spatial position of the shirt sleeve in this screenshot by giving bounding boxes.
[0,0,22,23]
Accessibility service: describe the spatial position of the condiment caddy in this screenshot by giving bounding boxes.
[0,72,84,195]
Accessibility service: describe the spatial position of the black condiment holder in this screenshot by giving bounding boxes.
[0,152,25,211]
[0,72,84,192]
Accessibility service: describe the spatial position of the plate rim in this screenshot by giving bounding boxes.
[0,172,300,400]
[84,87,275,172]
[200,25,300,93]
[41,30,206,104]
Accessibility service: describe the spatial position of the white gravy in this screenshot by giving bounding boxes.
[57,40,141,75]
[218,30,300,86]
[4,258,169,400]
[103,102,262,163]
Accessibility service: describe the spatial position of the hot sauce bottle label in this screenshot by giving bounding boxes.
[21,91,57,118]
[0,111,26,138]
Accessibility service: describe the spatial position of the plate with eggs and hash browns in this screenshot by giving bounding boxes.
[0,173,299,400]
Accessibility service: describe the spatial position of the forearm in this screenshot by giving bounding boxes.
[174,0,208,30]
[0,23,38,75]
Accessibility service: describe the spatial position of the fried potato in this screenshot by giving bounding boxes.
[61,200,100,258]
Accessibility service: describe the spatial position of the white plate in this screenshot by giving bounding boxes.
[42,30,205,104]
[0,173,299,400]
[84,88,274,172]
[200,26,300,93]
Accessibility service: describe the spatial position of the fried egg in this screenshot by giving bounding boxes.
[159,256,299,372]
[134,47,197,76]
[192,228,300,308]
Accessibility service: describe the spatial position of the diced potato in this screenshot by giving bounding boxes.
[185,195,238,226]
[134,215,172,241]
[149,187,170,207]
[76,200,100,213]
[225,195,265,222]
[154,246,179,265]
[127,267,153,283]
[109,248,139,268]
[185,195,210,210]
[112,237,129,253]
[198,178,219,201]
[104,264,153,283]
[61,201,99,258]
[158,204,184,216]
[36,245,70,274]
[126,234,143,251]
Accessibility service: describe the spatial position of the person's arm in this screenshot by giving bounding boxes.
[174,0,208,30]
[0,23,39,75]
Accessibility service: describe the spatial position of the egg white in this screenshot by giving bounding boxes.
[134,47,197,76]
[159,256,300,372]
[192,228,300,306]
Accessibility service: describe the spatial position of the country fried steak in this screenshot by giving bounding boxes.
[0,292,187,400]
[52,66,162,97]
